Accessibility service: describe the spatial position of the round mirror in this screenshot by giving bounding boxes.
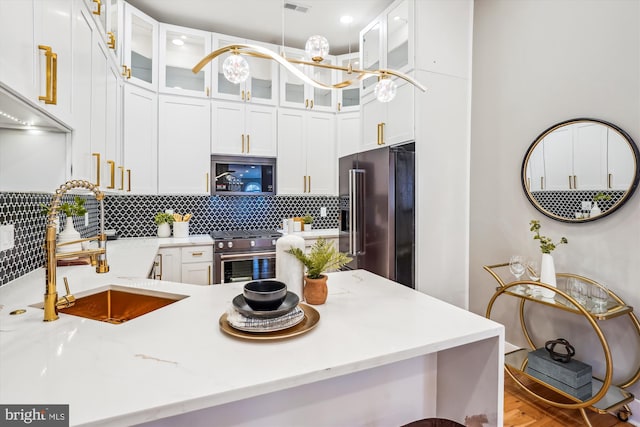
[522,118,639,222]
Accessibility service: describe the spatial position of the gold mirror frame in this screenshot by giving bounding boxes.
[522,118,639,222]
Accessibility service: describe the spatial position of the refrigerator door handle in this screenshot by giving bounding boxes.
[350,169,365,256]
[349,169,355,255]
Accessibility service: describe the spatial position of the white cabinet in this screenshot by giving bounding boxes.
[526,143,545,192]
[279,47,335,112]
[84,0,122,64]
[337,112,361,158]
[159,23,211,97]
[335,53,360,113]
[607,128,635,190]
[212,35,278,106]
[155,245,213,285]
[158,94,211,194]
[0,0,36,100]
[361,80,414,151]
[277,109,336,195]
[360,0,413,96]
[543,122,607,191]
[211,100,277,156]
[122,84,157,194]
[122,2,157,90]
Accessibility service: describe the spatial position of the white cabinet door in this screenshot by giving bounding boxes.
[122,84,157,194]
[543,127,572,191]
[573,122,607,190]
[335,53,360,113]
[0,0,36,100]
[181,262,213,285]
[122,3,158,90]
[277,109,307,194]
[527,143,545,192]
[279,47,335,112]
[244,104,277,156]
[306,112,336,195]
[337,112,361,157]
[158,94,211,194]
[607,128,635,190]
[157,247,181,282]
[106,61,124,191]
[211,100,276,156]
[34,0,73,124]
[91,40,110,188]
[386,81,414,145]
[361,93,386,151]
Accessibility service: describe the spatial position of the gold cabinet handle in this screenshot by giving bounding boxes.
[241,134,245,153]
[305,99,309,108]
[206,172,209,193]
[191,252,203,256]
[206,86,210,97]
[126,169,131,192]
[106,160,115,189]
[247,134,250,153]
[608,173,612,189]
[303,176,307,193]
[338,102,341,112]
[107,32,116,49]
[208,265,211,285]
[156,253,163,280]
[247,91,250,101]
[92,153,101,186]
[122,65,131,79]
[310,99,314,109]
[308,175,311,193]
[573,175,577,189]
[568,175,572,189]
[379,122,385,145]
[92,0,102,15]
[541,177,544,190]
[118,166,124,190]
[241,90,245,101]
[38,45,57,105]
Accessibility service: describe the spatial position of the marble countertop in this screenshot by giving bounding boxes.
[279,228,340,240]
[0,235,502,426]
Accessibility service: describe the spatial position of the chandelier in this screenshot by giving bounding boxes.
[192,35,426,103]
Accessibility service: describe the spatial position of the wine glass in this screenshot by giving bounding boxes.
[509,255,526,292]
[526,259,541,296]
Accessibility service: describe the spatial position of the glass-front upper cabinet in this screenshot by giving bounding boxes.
[336,53,360,112]
[386,0,412,71]
[279,47,335,112]
[159,24,211,96]
[84,0,123,62]
[212,35,278,105]
[122,3,157,90]
[360,20,382,95]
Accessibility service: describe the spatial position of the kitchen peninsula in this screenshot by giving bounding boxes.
[0,238,504,426]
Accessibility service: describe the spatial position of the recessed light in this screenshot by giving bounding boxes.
[172,39,184,46]
[340,15,353,24]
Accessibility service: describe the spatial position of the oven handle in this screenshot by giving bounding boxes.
[219,251,276,260]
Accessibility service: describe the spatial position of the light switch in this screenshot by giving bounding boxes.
[320,207,327,217]
[0,224,15,251]
[84,212,89,227]
[581,201,592,210]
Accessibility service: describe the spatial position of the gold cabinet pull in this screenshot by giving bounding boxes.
[107,32,115,49]
[38,45,57,105]
[92,153,101,186]
[206,86,210,97]
[191,252,203,256]
[241,90,245,101]
[380,122,385,145]
[106,160,115,189]
[310,99,314,109]
[126,169,131,192]
[247,134,250,153]
[156,253,163,280]
[92,0,102,15]
[608,173,612,189]
[206,172,209,193]
[118,166,124,190]
[122,65,131,79]
[208,265,211,285]
[241,134,245,153]
[303,176,307,193]
[308,175,311,193]
[541,177,544,190]
[247,91,250,101]
[573,175,577,189]
[338,102,341,112]
[305,99,309,108]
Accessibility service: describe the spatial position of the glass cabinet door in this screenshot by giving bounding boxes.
[336,53,360,112]
[160,24,210,96]
[279,48,307,109]
[107,0,122,61]
[123,4,157,89]
[360,20,381,94]
[309,57,334,112]
[386,0,411,71]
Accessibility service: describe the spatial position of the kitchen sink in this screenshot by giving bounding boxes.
[32,285,188,324]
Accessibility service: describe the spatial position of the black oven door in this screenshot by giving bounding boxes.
[215,251,276,284]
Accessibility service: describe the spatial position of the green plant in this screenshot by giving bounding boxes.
[154,212,175,225]
[529,220,568,254]
[593,192,612,202]
[302,214,314,225]
[287,237,352,279]
[41,196,87,217]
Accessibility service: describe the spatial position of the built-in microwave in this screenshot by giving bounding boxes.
[211,155,276,195]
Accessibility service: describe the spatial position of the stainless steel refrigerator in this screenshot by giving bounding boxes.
[338,142,415,288]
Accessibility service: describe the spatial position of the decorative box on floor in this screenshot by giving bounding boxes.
[526,348,593,400]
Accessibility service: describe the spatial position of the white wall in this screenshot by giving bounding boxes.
[470,0,640,404]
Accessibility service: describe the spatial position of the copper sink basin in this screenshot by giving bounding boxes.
[33,285,188,324]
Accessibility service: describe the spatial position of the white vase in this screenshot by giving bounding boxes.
[58,216,82,254]
[275,234,305,301]
[157,222,171,238]
[303,223,312,231]
[590,202,602,217]
[539,253,556,298]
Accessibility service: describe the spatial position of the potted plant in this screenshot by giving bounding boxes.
[591,192,611,217]
[154,212,174,238]
[302,214,313,231]
[530,220,568,297]
[287,237,352,305]
[44,196,87,253]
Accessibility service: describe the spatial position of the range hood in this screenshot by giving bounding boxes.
[0,83,71,132]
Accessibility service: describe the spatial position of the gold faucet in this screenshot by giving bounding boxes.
[44,180,110,321]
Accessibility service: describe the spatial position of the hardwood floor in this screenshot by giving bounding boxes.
[504,375,631,427]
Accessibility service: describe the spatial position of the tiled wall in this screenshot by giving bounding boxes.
[0,192,339,286]
[530,190,625,219]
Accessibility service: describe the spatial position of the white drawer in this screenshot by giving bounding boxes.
[181,245,213,263]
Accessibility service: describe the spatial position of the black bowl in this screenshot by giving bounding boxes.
[243,280,287,311]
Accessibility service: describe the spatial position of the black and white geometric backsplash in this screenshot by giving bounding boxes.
[1,192,338,286]
[531,190,625,219]
[0,193,100,286]
[104,194,339,237]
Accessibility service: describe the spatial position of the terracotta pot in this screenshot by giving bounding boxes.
[304,274,328,305]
